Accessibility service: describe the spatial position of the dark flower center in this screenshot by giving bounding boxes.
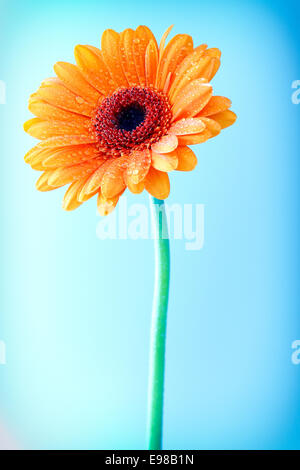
[92,86,172,156]
[117,103,146,132]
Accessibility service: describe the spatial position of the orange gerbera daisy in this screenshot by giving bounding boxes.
[24,25,236,215]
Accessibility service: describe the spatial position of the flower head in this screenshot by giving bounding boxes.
[24,26,236,215]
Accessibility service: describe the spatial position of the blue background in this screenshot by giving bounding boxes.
[0,0,300,450]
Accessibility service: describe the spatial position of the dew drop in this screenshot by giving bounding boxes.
[76,96,85,104]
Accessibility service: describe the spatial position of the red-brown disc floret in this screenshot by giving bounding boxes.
[92,86,172,156]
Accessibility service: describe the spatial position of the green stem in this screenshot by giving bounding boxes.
[147,196,170,450]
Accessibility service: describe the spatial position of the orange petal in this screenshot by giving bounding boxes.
[47,159,102,187]
[156,34,193,91]
[168,45,208,100]
[151,134,178,154]
[193,44,208,54]
[198,49,221,82]
[137,25,158,49]
[199,96,231,116]
[201,117,221,136]
[168,117,205,136]
[78,159,112,201]
[208,110,237,129]
[176,146,197,171]
[169,57,217,104]
[36,78,94,117]
[28,96,91,126]
[151,150,178,172]
[119,29,140,86]
[124,177,145,194]
[101,156,129,198]
[54,62,101,104]
[163,72,172,95]
[171,79,212,121]
[158,25,174,59]
[37,135,97,148]
[62,180,84,211]
[24,144,48,164]
[74,45,116,95]
[177,129,212,145]
[199,48,221,81]
[101,29,128,87]
[145,40,159,87]
[126,149,151,185]
[36,170,62,191]
[24,118,90,139]
[145,167,170,199]
[132,26,156,86]
[42,144,101,168]
[28,148,55,170]
[203,57,220,81]
[204,47,221,59]
[97,191,123,216]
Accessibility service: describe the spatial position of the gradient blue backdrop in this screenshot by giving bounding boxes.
[0,0,299,450]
